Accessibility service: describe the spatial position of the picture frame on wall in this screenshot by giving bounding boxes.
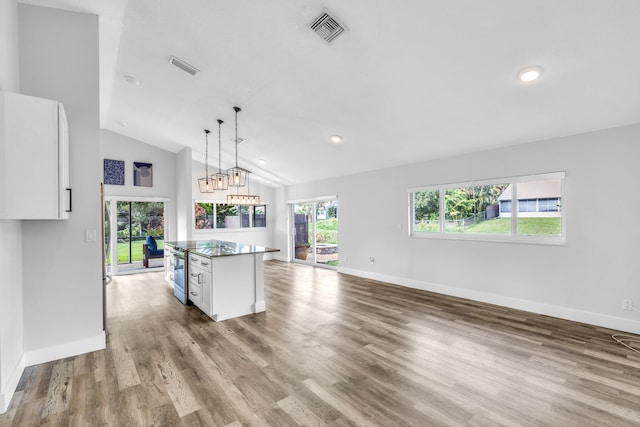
[133,161,153,187]
[103,159,125,185]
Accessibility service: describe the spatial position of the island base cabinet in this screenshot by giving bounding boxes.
[188,252,265,321]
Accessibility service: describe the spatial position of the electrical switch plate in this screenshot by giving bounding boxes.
[85,229,97,243]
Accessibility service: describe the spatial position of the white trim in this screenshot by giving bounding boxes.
[25,331,106,367]
[287,195,338,204]
[337,267,640,335]
[104,196,170,202]
[410,232,566,246]
[408,171,566,193]
[193,227,269,234]
[110,266,164,276]
[254,300,266,312]
[0,353,25,415]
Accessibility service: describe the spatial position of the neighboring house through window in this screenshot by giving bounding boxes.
[498,180,562,218]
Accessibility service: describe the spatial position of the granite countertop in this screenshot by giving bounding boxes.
[165,240,279,258]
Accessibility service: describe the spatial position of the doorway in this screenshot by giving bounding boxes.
[291,199,338,267]
[104,198,167,274]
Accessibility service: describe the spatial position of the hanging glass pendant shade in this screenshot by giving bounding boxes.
[198,129,215,193]
[212,119,229,190]
[227,106,249,187]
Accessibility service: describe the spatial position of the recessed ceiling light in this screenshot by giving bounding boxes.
[124,75,141,86]
[258,158,268,165]
[330,134,343,144]
[517,66,543,82]
[117,121,128,127]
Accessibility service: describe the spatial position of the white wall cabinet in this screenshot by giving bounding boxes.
[0,91,71,219]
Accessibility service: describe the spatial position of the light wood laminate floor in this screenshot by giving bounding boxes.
[2,261,640,426]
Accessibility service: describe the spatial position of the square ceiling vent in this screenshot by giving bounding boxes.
[308,9,346,44]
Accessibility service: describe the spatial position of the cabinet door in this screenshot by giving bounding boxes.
[199,270,212,315]
[188,266,202,306]
[0,92,69,219]
[164,248,174,283]
[58,104,71,218]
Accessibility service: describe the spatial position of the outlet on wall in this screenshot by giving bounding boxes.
[622,299,633,311]
[369,257,375,264]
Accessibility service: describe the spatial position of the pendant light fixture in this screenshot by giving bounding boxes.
[197,129,215,193]
[212,119,228,190]
[227,170,261,205]
[227,106,249,187]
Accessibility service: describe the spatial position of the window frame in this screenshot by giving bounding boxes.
[194,201,268,232]
[408,172,566,245]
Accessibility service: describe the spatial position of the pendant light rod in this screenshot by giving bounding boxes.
[234,106,241,167]
[204,129,210,177]
[217,119,223,171]
[227,106,248,187]
[213,119,229,190]
[198,129,215,193]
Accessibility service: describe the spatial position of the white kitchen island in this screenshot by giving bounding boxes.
[165,240,279,321]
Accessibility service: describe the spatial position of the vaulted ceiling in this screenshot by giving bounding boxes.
[19,0,640,186]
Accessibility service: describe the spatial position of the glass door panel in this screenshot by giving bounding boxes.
[293,203,314,263]
[315,200,338,267]
[117,201,132,264]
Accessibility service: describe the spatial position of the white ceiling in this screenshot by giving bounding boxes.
[20,0,640,187]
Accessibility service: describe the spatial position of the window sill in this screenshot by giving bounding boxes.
[409,232,566,246]
[194,227,269,233]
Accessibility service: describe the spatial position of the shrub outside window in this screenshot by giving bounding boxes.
[195,202,267,230]
[409,172,565,243]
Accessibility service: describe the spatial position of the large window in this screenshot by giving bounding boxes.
[195,202,267,230]
[409,172,564,243]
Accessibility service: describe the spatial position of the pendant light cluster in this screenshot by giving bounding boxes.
[197,106,260,205]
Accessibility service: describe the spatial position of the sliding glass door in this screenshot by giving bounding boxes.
[104,198,166,274]
[292,199,338,267]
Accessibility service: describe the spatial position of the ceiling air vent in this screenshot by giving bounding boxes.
[168,56,200,77]
[308,9,346,44]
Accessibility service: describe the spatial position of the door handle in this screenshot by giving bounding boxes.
[66,188,72,212]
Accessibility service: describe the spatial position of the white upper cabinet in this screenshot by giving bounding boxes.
[0,91,71,219]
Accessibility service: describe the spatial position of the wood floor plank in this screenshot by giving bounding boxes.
[3,261,640,426]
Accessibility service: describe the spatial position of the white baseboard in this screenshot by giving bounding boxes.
[25,331,106,367]
[338,267,640,335]
[0,353,25,415]
[254,300,266,312]
[265,254,289,262]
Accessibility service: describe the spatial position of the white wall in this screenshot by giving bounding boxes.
[277,124,640,334]
[100,129,177,241]
[19,5,104,363]
[0,0,23,414]
[190,160,277,250]
[176,147,192,241]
